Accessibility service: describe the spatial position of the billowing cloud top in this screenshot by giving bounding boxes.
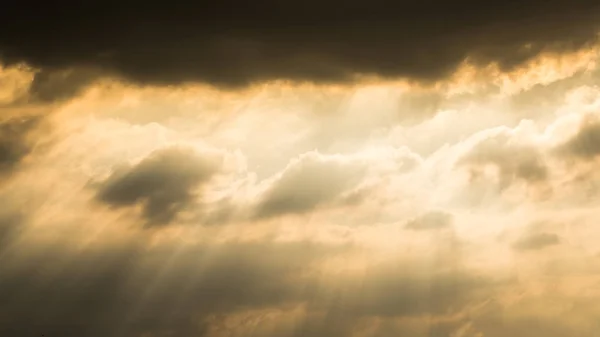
[2,6,600,337]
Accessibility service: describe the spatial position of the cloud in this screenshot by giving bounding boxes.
[0,63,34,105]
[95,146,222,226]
[253,152,366,219]
[341,268,486,318]
[557,117,600,159]
[0,223,498,337]
[512,232,560,251]
[405,211,453,231]
[1,1,599,88]
[2,24,600,337]
[458,132,548,189]
[0,115,42,178]
[464,294,600,337]
[0,210,25,252]
[27,67,102,102]
[0,237,353,337]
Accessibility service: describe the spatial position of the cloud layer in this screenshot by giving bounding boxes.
[1,1,600,89]
[2,24,600,337]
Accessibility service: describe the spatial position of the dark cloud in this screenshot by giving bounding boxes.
[28,67,102,102]
[0,238,348,337]
[557,118,600,159]
[0,231,497,337]
[405,211,453,231]
[0,211,25,253]
[512,232,560,251]
[254,153,365,219]
[0,115,41,178]
[459,134,548,189]
[0,1,599,89]
[95,146,221,226]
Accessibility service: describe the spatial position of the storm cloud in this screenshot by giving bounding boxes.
[1,1,599,89]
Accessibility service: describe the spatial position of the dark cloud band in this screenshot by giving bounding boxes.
[1,1,599,88]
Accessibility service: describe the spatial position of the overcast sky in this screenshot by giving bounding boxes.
[2,2,600,336]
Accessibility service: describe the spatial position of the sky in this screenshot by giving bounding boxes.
[2,1,600,336]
